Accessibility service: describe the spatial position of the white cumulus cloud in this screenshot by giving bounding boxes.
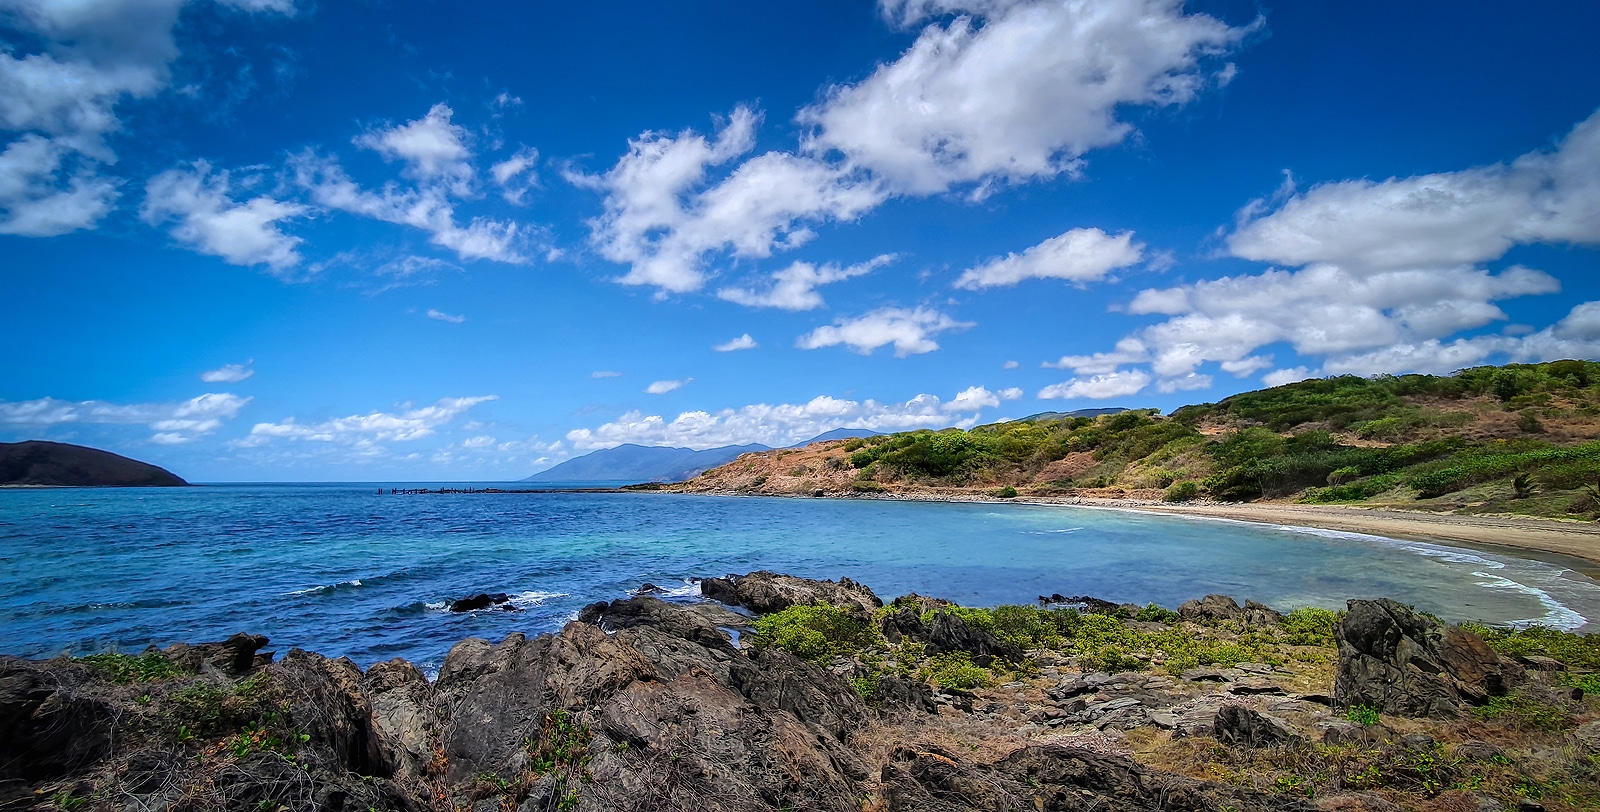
[200,361,254,383]
[713,334,758,352]
[0,391,251,442]
[1062,108,1600,384]
[236,396,496,448]
[1038,369,1152,400]
[801,0,1251,195]
[0,0,294,236]
[566,386,1004,450]
[955,228,1143,289]
[718,254,897,310]
[797,306,973,357]
[142,160,308,271]
[573,107,884,294]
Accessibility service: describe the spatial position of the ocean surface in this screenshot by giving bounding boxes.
[3,483,1598,674]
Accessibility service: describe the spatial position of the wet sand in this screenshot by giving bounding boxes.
[1130,501,1600,577]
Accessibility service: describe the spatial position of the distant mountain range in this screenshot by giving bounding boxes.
[523,429,883,484]
[1,441,187,487]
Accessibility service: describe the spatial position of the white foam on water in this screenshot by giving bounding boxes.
[657,579,702,599]
[508,590,567,609]
[423,601,447,612]
[287,579,362,596]
[1029,527,1083,535]
[1268,524,1591,631]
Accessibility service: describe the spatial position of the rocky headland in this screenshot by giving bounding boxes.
[0,441,186,487]
[2,573,1596,812]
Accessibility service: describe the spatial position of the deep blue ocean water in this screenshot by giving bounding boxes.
[3,484,1597,674]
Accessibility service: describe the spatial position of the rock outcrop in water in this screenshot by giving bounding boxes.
[1,575,1596,812]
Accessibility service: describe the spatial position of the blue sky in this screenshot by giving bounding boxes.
[3,0,1599,481]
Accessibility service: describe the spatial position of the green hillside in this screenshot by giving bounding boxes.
[837,360,1600,519]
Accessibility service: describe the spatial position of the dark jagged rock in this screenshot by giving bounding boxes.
[880,743,1313,812]
[1182,594,1243,622]
[1215,704,1304,748]
[0,440,187,487]
[160,632,270,676]
[879,606,926,644]
[1040,593,1122,614]
[363,658,438,781]
[873,675,938,714]
[924,608,1022,662]
[1333,598,1522,718]
[728,647,867,741]
[700,570,883,615]
[447,592,514,612]
[578,595,740,650]
[890,592,953,613]
[0,658,116,781]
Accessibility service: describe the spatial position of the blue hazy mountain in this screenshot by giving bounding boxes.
[522,428,886,483]
[522,443,771,483]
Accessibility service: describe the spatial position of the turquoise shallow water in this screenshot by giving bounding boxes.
[2,483,1596,673]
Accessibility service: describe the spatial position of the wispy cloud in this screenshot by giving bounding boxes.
[235,395,496,448]
[426,308,465,323]
[713,334,758,352]
[0,393,252,443]
[645,378,692,394]
[200,361,255,383]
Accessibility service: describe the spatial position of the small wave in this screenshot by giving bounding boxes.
[1275,524,1588,630]
[288,579,363,596]
[507,590,566,609]
[1028,527,1084,535]
[1469,570,1588,630]
[654,579,703,599]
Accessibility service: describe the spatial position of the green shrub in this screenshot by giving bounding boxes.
[78,651,187,684]
[1460,623,1600,669]
[1344,704,1380,726]
[1474,693,1572,731]
[1162,481,1199,502]
[753,604,874,664]
[1135,603,1180,624]
[1281,607,1339,647]
[918,651,991,689]
[995,485,1018,498]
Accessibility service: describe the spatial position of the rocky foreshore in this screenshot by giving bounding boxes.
[2,573,1597,812]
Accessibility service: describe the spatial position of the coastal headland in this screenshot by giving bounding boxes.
[3,572,1596,812]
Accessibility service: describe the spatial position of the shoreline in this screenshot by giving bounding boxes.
[658,486,1600,577]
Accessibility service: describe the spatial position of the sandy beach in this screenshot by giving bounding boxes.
[1125,501,1600,577]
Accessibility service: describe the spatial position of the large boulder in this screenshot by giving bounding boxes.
[924,609,1022,662]
[1215,704,1305,748]
[1180,595,1283,626]
[700,570,882,615]
[879,743,1313,811]
[160,632,271,676]
[363,658,439,781]
[1333,599,1521,719]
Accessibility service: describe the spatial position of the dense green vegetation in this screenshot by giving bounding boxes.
[833,360,1600,516]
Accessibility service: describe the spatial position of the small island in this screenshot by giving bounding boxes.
[0,440,187,487]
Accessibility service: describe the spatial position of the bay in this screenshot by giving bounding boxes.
[2,483,1596,674]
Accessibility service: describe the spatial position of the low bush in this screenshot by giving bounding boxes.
[78,651,187,684]
[1162,481,1199,502]
[918,651,990,690]
[753,604,874,664]
[1460,623,1600,669]
[1280,607,1339,647]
